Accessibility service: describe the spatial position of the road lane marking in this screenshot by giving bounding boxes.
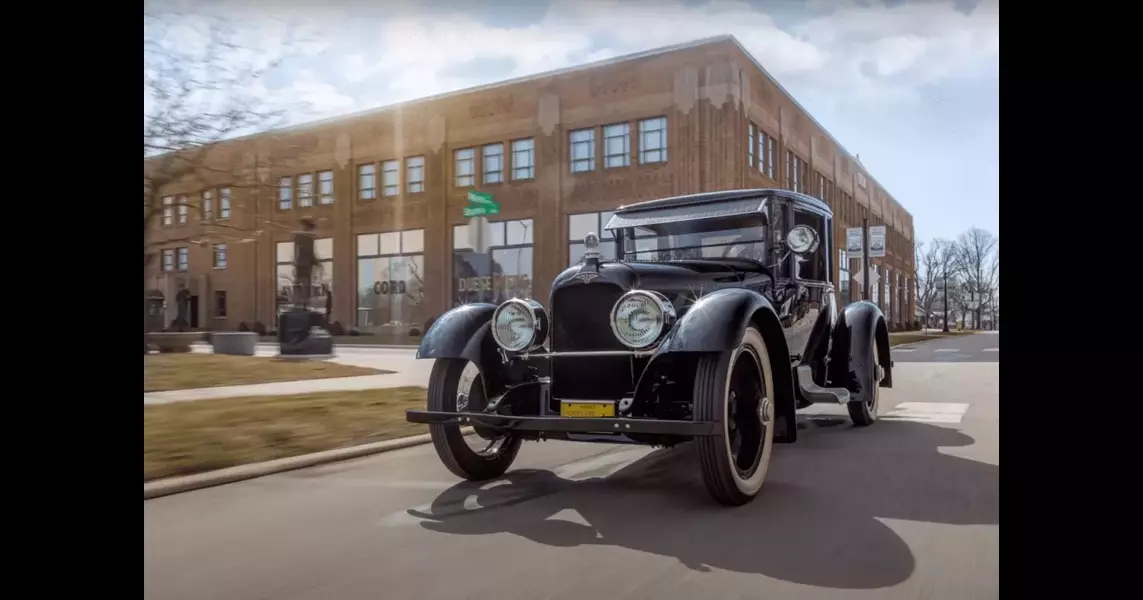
[934,349,959,353]
[893,348,916,353]
[882,402,969,424]
[983,348,999,352]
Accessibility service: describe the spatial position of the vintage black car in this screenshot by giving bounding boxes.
[407,189,892,506]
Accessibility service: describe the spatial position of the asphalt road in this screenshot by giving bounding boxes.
[145,337,999,600]
[893,331,999,363]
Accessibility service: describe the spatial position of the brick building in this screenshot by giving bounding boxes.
[145,35,916,336]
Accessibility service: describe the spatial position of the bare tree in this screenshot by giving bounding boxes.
[952,228,999,330]
[143,7,311,343]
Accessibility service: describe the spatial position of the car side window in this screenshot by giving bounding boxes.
[792,208,827,282]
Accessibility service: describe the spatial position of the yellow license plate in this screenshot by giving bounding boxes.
[560,402,616,418]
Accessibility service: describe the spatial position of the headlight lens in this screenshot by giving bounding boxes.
[610,290,676,349]
[491,299,548,352]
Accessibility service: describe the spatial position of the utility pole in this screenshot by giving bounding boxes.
[941,267,949,333]
[862,216,871,302]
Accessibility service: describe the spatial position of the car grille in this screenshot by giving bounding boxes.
[550,282,634,400]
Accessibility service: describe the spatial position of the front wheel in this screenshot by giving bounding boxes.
[847,340,882,426]
[693,326,776,506]
[427,358,521,481]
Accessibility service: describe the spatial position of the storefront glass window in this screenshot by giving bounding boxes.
[453,218,534,305]
[567,211,617,266]
[356,230,426,331]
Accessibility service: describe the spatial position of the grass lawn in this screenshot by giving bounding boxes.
[888,330,974,347]
[143,354,389,392]
[143,386,429,482]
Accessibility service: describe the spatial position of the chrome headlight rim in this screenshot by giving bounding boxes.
[609,290,677,350]
[491,298,549,352]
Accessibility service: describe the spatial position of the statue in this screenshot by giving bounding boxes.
[293,217,318,309]
[173,283,191,330]
[278,217,333,358]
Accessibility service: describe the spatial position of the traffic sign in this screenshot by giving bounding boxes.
[464,191,500,218]
[852,267,880,287]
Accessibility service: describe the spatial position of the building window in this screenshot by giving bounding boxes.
[356,229,425,331]
[603,123,630,168]
[454,148,475,187]
[358,164,376,200]
[278,176,293,210]
[569,128,595,173]
[512,138,534,180]
[202,190,213,220]
[786,151,806,194]
[213,243,228,269]
[162,196,173,226]
[568,211,618,266]
[177,247,189,271]
[639,116,668,164]
[838,249,851,303]
[219,187,231,219]
[884,267,892,314]
[214,290,228,319]
[276,237,333,317]
[382,160,400,196]
[759,131,777,179]
[161,249,174,271]
[897,272,905,325]
[814,172,831,203]
[453,219,534,306]
[298,173,314,207]
[177,196,188,224]
[406,156,425,193]
[748,123,756,167]
[318,170,334,204]
[871,265,880,304]
[482,143,504,184]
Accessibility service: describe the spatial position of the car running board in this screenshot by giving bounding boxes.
[795,365,851,404]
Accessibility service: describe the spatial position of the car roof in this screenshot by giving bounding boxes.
[613,188,831,216]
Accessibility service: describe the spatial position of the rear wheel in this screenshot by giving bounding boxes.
[847,340,882,426]
[427,358,521,481]
[693,326,776,506]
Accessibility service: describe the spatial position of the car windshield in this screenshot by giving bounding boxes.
[621,224,769,262]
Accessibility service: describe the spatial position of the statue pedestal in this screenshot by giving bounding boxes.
[277,310,334,359]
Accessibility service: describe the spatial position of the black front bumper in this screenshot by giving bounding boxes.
[406,410,721,436]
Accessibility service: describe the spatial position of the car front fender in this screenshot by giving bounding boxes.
[654,288,778,354]
[828,300,892,403]
[416,303,497,362]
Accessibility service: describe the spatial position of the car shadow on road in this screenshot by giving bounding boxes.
[407,420,998,590]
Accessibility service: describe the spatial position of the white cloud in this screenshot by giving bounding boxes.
[146,0,999,241]
[151,0,997,119]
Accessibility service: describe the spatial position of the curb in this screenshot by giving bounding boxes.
[144,427,473,500]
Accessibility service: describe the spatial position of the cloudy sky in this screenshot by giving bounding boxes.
[150,0,999,246]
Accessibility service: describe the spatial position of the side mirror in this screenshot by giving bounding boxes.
[785,224,820,255]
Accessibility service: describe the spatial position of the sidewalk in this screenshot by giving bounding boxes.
[144,365,430,405]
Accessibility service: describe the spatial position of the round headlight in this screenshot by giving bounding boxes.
[491,298,548,352]
[610,290,676,349]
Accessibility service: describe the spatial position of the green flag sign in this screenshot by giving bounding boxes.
[463,190,500,218]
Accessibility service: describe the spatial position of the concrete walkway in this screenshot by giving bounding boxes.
[144,345,432,405]
[143,372,427,405]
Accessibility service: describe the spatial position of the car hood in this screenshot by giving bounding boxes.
[551,258,774,306]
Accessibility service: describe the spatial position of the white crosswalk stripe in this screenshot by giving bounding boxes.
[934,349,958,353]
[883,402,970,424]
[983,348,999,352]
